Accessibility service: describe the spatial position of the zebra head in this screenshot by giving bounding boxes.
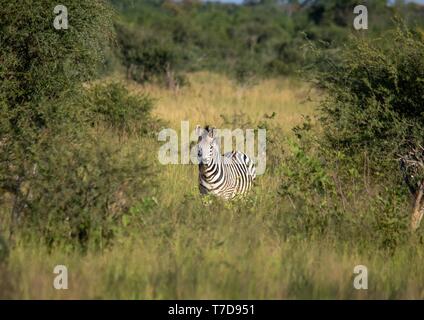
[196,125,219,166]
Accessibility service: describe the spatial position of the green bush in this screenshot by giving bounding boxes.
[115,22,186,87]
[3,82,160,249]
[18,130,154,250]
[0,0,162,249]
[84,82,160,136]
[371,188,410,250]
[0,0,114,226]
[0,233,8,264]
[315,24,424,170]
[279,137,341,235]
[0,0,113,121]
[277,23,424,245]
[279,131,411,248]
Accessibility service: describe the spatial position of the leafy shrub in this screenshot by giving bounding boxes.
[371,188,410,250]
[279,136,341,235]
[315,24,424,170]
[16,128,155,250]
[84,82,160,136]
[6,82,160,249]
[0,0,114,227]
[0,0,113,126]
[233,58,260,87]
[0,233,8,264]
[267,37,308,76]
[0,1,163,249]
[277,24,424,243]
[279,131,411,247]
[115,23,186,88]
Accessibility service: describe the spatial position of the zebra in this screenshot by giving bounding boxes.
[195,125,256,199]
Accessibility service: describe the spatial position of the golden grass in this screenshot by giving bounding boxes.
[6,237,424,299]
[129,72,317,132]
[3,73,424,300]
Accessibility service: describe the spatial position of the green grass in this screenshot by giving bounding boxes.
[4,207,424,299]
[1,73,424,299]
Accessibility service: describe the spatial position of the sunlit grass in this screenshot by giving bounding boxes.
[5,235,424,299]
[2,73,424,299]
[128,72,317,132]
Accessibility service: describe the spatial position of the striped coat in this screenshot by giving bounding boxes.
[196,126,256,199]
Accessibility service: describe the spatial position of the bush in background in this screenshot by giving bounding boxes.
[20,129,154,250]
[115,23,187,88]
[0,0,114,226]
[2,82,159,249]
[84,82,160,136]
[0,233,8,264]
[279,23,423,246]
[315,24,424,171]
[0,0,160,250]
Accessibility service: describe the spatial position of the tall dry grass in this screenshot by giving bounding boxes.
[129,72,317,131]
[2,73,424,299]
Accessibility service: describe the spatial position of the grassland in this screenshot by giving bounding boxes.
[1,73,424,299]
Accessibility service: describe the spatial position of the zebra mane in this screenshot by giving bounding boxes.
[198,125,217,140]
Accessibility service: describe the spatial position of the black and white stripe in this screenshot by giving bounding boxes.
[196,126,256,199]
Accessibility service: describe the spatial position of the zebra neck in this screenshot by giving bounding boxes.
[200,151,222,178]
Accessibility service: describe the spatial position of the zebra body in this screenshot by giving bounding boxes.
[196,126,256,200]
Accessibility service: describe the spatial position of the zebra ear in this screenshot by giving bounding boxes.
[208,127,217,139]
[195,125,202,137]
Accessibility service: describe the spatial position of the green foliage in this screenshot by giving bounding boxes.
[233,58,260,87]
[84,82,159,135]
[3,80,159,249]
[0,0,115,225]
[279,136,340,236]
[109,0,344,80]
[276,23,424,246]
[0,0,113,120]
[0,0,160,250]
[279,130,411,248]
[115,22,186,87]
[371,188,410,250]
[19,130,154,250]
[108,0,424,81]
[315,25,424,169]
[2,94,158,251]
[0,233,8,264]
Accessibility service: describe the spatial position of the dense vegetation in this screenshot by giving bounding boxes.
[1,0,424,298]
[281,25,424,248]
[0,0,159,250]
[110,0,423,83]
